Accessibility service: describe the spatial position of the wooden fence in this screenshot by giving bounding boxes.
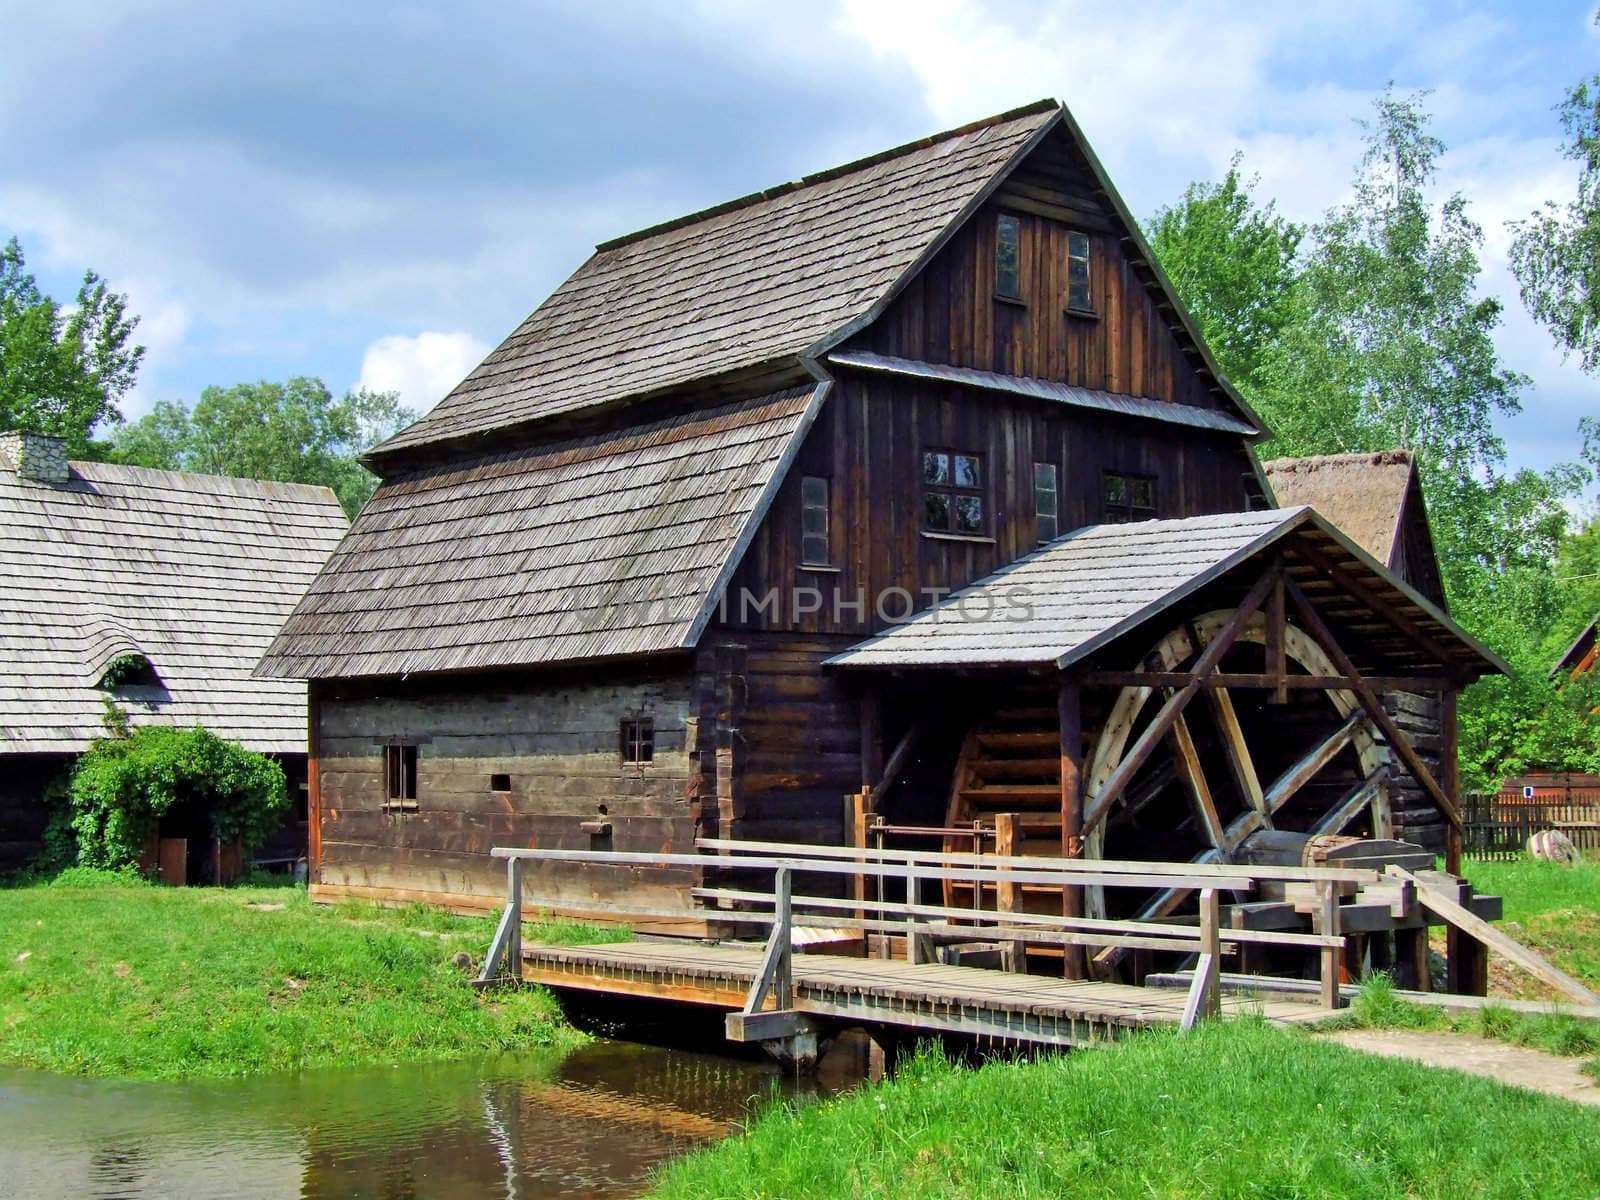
[1463,792,1600,860]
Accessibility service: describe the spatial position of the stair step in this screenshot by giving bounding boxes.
[975,731,1058,752]
[960,784,1062,807]
[973,757,1061,782]
[991,706,1056,722]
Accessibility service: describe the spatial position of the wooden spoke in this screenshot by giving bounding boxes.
[1207,687,1267,821]
[1168,711,1226,852]
[1261,709,1369,816]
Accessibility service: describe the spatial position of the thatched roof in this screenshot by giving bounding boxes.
[0,444,347,754]
[257,385,822,680]
[827,507,1501,678]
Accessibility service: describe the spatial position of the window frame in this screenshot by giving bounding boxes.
[1033,461,1059,543]
[383,743,419,812]
[922,448,987,536]
[994,213,1023,302]
[800,474,831,567]
[1102,470,1157,524]
[620,714,655,766]
[1066,230,1093,315]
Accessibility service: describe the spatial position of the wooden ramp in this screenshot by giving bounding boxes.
[521,940,1328,1050]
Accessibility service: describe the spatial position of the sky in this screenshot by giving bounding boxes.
[3,0,1597,479]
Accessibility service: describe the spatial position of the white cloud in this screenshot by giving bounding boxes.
[357,331,491,416]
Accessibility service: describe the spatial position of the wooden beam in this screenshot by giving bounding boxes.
[1169,711,1227,852]
[874,720,924,800]
[1180,888,1222,1031]
[1261,709,1368,816]
[1317,881,1343,1009]
[1441,689,1462,873]
[1267,572,1288,704]
[1060,676,1085,980]
[1392,867,1600,1006]
[860,690,884,790]
[1207,689,1267,820]
[1083,567,1278,836]
[1283,578,1461,830]
[1291,539,1460,673]
[1310,767,1390,837]
[1084,672,1455,691]
[306,684,323,881]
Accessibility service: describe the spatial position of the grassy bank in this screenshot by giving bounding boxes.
[0,871,618,1079]
[1464,857,1600,990]
[652,1020,1600,1199]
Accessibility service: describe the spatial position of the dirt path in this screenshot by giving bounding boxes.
[1322,1029,1600,1107]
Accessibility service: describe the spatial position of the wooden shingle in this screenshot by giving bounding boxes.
[0,457,348,753]
[257,385,823,679]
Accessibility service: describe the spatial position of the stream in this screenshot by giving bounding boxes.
[0,1034,873,1199]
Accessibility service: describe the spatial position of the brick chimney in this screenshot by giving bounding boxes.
[0,431,69,484]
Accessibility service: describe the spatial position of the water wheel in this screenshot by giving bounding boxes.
[943,609,1392,930]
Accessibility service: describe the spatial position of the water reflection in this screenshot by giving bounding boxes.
[0,1034,873,1200]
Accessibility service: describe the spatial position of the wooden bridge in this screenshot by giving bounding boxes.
[474,839,1387,1062]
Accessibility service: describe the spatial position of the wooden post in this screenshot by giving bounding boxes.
[306,684,322,881]
[773,865,793,1008]
[1266,571,1287,705]
[860,690,884,790]
[1181,887,1221,1031]
[1395,926,1431,992]
[994,812,1026,973]
[849,789,871,920]
[505,855,524,981]
[1317,880,1342,1009]
[1440,688,1484,995]
[1059,674,1085,980]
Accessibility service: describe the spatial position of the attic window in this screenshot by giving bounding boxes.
[800,475,831,566]
[384,744,418,811]
[995,214,1022,300]
[1067,231,1093,313]
[99,653,159,689]
[620,715,654,765]
[1104,471,1156,523]
[490,773,511,792]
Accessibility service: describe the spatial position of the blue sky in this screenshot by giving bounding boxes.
[3,1,1596,482]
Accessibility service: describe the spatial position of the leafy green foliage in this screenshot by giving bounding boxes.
[0,237,144,454]
[1147,155,1303,397]
[1149,90,1595,787]
[111,377,414,517]
[67,727,288,869]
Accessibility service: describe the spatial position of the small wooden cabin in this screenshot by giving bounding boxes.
[0,431,349,876]
[259,101,1501,933]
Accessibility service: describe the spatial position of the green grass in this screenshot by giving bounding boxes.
[0,875,623,1079]
[650,1021,1600,1200]
[1463,857,1600,992]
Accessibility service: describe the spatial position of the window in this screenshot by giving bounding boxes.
[800,475,830,566]
[923,450,985,535]
[490,773,511,792]
[384,744,418,810]
[995,214,1021,300]
[1103,472,1156,523]
[1067,231,1092,313]
[620,715,654,765]
[1034,462,1059,542]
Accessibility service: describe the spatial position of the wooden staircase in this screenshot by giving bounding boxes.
[943,702,1070,912]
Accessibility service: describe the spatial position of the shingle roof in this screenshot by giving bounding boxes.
[0,457,348,754]
[373,103,1061,457]
[1262,451,1415,566]
[257,385,823,680]
[827,507,1502,675]
[828,350,1261,436]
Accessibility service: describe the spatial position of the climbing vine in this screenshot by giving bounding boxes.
[66,726,288,870]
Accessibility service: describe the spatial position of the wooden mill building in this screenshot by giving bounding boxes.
[0,431,348,874]
[259,101,1502,939]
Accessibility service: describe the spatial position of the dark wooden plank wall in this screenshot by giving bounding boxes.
[694,632,861,850]
[314,668,701,912]
[853,128,1220,412]
[721,373,1257,637]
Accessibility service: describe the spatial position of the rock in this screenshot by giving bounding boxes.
[1527,830,1579,867]
[451,951,474,973]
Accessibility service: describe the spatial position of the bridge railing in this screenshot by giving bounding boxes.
[480,839,1362,1029]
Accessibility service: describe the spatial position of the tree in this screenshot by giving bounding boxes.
[1146,157,1304,397]
[1510,61,1600,371]
[0,236,144,454]
[112,377,414,517]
